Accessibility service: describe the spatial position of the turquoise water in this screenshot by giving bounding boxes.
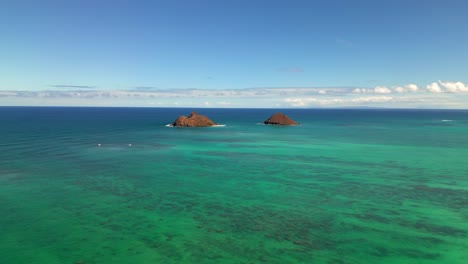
[0,107,467,263]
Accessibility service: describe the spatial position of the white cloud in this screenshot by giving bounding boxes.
[352,88,364,93]
[350,96,393,103]
[1,81,467,108]
[426,82,442,93]
[394,84,418,93]
[353,86,392,94]
[406,84,419,92]
[438,81,468,93]
[394,86,405,93]
[284,97,316,107]
[374,86,392,94]
[355,84,420,94]
[284,96,393,107]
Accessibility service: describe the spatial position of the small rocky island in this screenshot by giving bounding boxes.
[263,112,298,125]
[172,112,217,127]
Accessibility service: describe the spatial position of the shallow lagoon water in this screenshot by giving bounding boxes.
[0,107,467,263]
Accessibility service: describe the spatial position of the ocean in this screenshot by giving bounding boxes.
[0,107,467,263]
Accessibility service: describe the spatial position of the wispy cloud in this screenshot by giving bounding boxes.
[284,96,393,107]
[353,86,392,94]
[49,84,96,89]
[131,86,159,91]
[354,84,421,94]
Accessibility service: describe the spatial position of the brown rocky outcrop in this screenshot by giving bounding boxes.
[263,112,298,125]
[172,112,217,127]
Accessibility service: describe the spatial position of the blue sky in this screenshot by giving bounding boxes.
[1,0,468,108]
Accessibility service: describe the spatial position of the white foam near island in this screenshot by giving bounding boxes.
[165,124,225,127]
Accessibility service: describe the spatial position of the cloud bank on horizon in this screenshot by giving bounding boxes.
[1,81,467,109]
